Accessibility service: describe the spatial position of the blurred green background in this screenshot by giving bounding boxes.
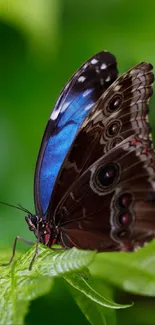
[1,0,155,324]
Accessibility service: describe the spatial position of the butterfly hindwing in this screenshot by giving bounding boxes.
[55,135,155,251]
[34,51,118,215]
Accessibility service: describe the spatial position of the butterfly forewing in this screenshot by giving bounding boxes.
[34,51,118,215]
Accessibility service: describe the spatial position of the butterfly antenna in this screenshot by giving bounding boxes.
[0,201,32,215]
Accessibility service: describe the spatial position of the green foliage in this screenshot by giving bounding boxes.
[1,242,155,324]
[90,240,155,296]
[0,246,130,324]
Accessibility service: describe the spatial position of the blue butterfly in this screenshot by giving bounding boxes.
[2,51,155,268]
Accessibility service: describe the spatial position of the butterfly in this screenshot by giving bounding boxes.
[3,51,155,267]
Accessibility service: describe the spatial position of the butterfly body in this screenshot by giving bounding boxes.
[26,51,155,254]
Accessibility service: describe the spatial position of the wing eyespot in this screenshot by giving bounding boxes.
[118,193,133,209]
[111,227,131,243]
[115,229,129,239]
[105,137,123,151]
[108,93,123,112]
[118,212,132,226]
[106,120,121,137]
[110,192,135,242]
[92,163,120,194]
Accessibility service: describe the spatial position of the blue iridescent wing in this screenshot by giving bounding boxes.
[34,51,118,215]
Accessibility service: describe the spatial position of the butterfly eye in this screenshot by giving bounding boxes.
[118,193,133,208]
[108,94,123,112]
[97,163,119,188]
[107,120,121,137]
[25,215,38,231]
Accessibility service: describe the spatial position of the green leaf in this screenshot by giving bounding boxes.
[70,285,107,325]
[0,245,96,324]
[68,273,117,325]
[90,240,155,296]
[0,263,54,325]
[64,269,132,310]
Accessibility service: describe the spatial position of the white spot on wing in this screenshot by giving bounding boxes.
[61,101,71,113]
[115,85,121,91]
[83,62,88,69]
[91,58,98,64]
[70,192,75,200]
[105,76,111,82]
[78,76,86,82]
[50,108,60,120]
[84,103,93,111]
[100,63,107,70]
[50,101,71,120]
[82,89,92,97]
[129,69,136,76]
[64,83,69,91]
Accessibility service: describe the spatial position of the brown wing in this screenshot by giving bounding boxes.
[55,135,155,252]
[49,62,154,215]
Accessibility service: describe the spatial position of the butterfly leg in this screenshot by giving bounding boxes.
[28,239,39,270]
[0,236,34,266]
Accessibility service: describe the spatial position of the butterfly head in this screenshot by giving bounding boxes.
[25,214,38,232]
[25,214,59,246]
